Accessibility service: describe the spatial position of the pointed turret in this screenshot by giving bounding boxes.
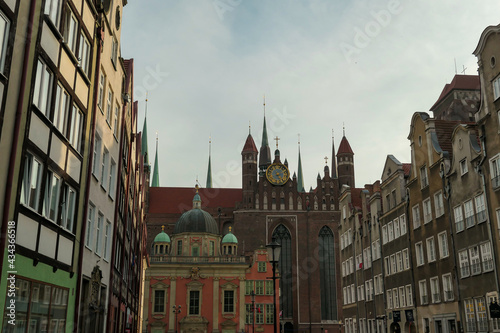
[241,125,258,209]
[297,136,305,192]
[337,126,355,188]
[206,137,212,188]
[152,134,160,187]
[258,97,272,175]
[331,130,337,178]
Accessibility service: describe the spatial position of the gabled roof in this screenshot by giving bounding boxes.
[402,163,411,177]
[337,136,354,155]
[430,75,480,111]
[149,187,242,214]
[242,134,258,153]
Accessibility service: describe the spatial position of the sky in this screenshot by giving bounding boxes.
[121,0,500,190]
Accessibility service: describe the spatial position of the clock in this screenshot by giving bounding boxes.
[266,163,290,186]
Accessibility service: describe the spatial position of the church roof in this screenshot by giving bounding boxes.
[430,75,480,111]
[149,187,242,214]
[242,134,258,153]
[337,136,354,155]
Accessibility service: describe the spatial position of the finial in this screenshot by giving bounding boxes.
[229,226,232,233]
[156,131,158,142]
[325,156,328,164]
[343,123,345,137]
[195,184,199,192]
[263,94,266,116]
[298,133,300,146]
[145,92,149,117]
[332,129,334,140]
[249,121,251,135]
[161,225,165,231]
[274,136,280,149]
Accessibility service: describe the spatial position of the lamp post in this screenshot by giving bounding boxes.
[266,237,282,333]
[251,290,256,333]
[173,305,181,333]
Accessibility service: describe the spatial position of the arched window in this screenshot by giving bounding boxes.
[272,224,293,318]
[319,226,337,320]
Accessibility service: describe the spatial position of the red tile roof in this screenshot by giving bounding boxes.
[337,136,354,155]
[242,134,258,153]
[402,163,411,177]
[149,187,242,214]
[434,120,474,160]
[430,75,480,110]
[349,188,363,210]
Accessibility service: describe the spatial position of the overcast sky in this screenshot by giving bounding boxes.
[121,0,499,190]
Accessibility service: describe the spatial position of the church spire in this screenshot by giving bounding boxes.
[141,95,149,166]
[297,134,305,192]
[152,133,160,187]
[258,96,271,174]
[206,136,212,188]
[331,129,337,178]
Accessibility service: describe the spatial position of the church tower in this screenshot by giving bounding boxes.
[337,130,355,188]
[241,126,258,209]
[258,98,271,176]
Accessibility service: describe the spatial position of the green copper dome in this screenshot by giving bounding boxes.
[154,227,171,243]
[222,227,238,244]
[174,186,219,235]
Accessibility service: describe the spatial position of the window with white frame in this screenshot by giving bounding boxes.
[406,285,413,306]
[0,12,9,72]
[342,261,346,277]
[426,237,436,262]
[423,198,432,224]
[464,200,475,228]
[21,153,43,210]
[394,218,400,238]
[153,289,166,313]
[60,184,76,233]
[476,297,488,332]
[43,170,61,222]
[63,6,78,54]
[420,166,429,188]
[430,276,440,303]
[399,286,406,308]
[391,254,397,274]
[98,71,105,110]
[393,288,399,308]
[434,191,444,217]
[419,280,427,305]
[86,203,95,249]
[44,0,62,27]
[459,250,470,278]
[480,242,494,272]
[382,225,388,244]
[101,148,109,189]
[53,82,70,134]
[111,36,118,65]
[348,229,352,245]
[416,242,424,266]
[460,158,468,176]
[469,246,481,275]
[109,159,116,197]
[104,220,111,260]
[491,155,500,189]
[92,134,101,176]
[385,256,391,276]
[438,231,449,259]
[343,287,347,305]
[113,104,120,137]
[69,104,83,152]
[412,204,421,229]
[106,88,113,124]
[78,32,91,76]
[387,291,393,309]
[454,205,464,232]
[33,59,53,117]
[442,274,453,301]
[493,76,500,100]
[474,194,486,223]
[465,299,476,332]
[396,251,403,272]
[95,212,103,256]
[351,284,355,303]
[402,248,409,270]
[400,215,407,235]
[388,221,394,242]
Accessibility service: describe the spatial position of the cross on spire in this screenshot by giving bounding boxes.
[324,156,328,164]
[274,136,280,149]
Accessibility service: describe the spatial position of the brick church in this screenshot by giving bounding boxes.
[146,111,357,333]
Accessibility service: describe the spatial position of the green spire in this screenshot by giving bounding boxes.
[206,136,212,188]
[152,134,160,187]
[141,97,149,165]
[297,135,305,192]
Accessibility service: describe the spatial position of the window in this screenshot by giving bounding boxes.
[402,248,409,270]
[465,299,476,332]
[21,153,43,210]
[153,290,165,313]
[109,159,116,197]
[69,104,83,152]
[493,76,500,100]
[53,83,70,134]
[438,232,449,259]
[491,155,500,189]
[474,194,486,223]
[44,0,62,27]
[420,166,428,188]
[442,274,453,301]
[423,198,432,224]
[412,204,421,229]
[394,218,400,238]
[382,225,388,244]
[460,158,468,175]
[255,281,264,295]
[480,242,494,272]
[426,237,436,262]
[391,254,397,274]
[92,134,101,176]
[43,170,61,222]
[416,242,424,266]
[33,59,53,117]
[464,200,475,228]
[434,191,444,217]
[106,88,113,125]
[257,261,267,272]
[265,280,273,295]
[86,204,95,249]
[385,194,391,210]
[419,280,428,304]
[396,252,403,272]
[400,215,407,235]
[98,71,105,110]
[265,304,274,324]
[245,281,253,295]
[469,246,481,275]
[459,250,470,278]
[113,104,120,137]
[101,148,109,189]
[388,221,394,241]
[385,256,391,275]
[78,32,91,76]
[399,286,405,307]
[454,205,464,232]
[476,297,488,332]
[430,277,440,303]
[223,290,234,313]
[104,220,111,260]
[63,6,77,54]
[60,184,76,232]
[189,290,200,315]
[387,291,393,309]
[406,285,413,306]
[95,212,103,256]
[111,36,118,65]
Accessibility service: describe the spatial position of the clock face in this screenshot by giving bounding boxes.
[266,163,290,186]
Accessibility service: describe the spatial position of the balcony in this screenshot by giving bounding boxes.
[150,255,247,264]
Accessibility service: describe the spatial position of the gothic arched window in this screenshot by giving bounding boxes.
[272,224,293,318]
[318,226,337,320]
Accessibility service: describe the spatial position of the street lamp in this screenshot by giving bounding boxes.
[266,237,282,333]
[173,305,181,333]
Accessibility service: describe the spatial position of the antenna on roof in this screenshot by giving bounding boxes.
[461,65,467,75]
[454,58,457,74]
